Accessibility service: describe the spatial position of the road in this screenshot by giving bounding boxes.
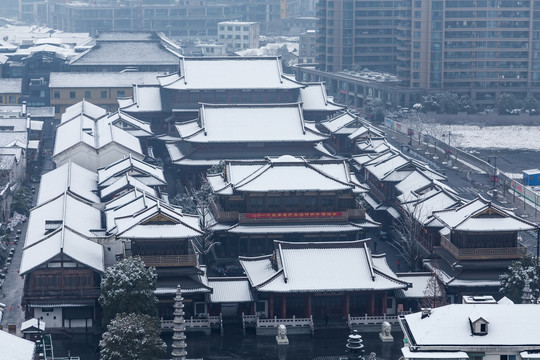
[0,217,29,334]
[379,123,540,256]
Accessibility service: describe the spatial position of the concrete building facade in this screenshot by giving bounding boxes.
[314,0,540,107]
[218,21,260,52]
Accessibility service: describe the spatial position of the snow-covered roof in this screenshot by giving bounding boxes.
[319,111,358,134]
[208,155,366,195]
[118,85,163,113]
[0,328,35,360]
[21,318,46,332]
[240,240,409,293]
[402,190,461,225]
[299,83,345,112]
[69,40,180,66]
[396,272,442,299]
[25,192,102,248]
[61,99,107,123]
[0,131,27,148]
[0,147,22,162]
[432,196,536,232]
[174,104,327,144]
[395,171,433,198]
[224,223,365,234]
[100,174,157,200]
[159,57,303,90]
[20,226,104,275]
[102,111,153,137]
[0,78,22,94]
[0,118,27,132]
[166,140,332,166]
[37,161,100,205]
[97,155,165,188]
[401,348,468,359]
[54,111,143,159]
[49,72,162,88]
[365,152,411,181]
[112,200,202,239]
[208,277,254,303]
[357,138,395,153]
[401,303,540,349]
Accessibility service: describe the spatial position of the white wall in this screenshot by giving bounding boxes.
[34,307,62,328]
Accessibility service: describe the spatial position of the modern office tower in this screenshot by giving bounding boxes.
[316,0,398,73]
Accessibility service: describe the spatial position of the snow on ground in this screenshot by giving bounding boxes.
[425,124,540,151]
[235,42,299,57]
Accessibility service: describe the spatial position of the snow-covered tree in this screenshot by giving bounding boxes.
[169,180,220,266]
[99,256,159,326]
[99,313,166,360]
[497,93,520,115]
[499,256,540,303]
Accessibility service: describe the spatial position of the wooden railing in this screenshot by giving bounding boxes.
[139,254,198,267]
[210,198,239,222]
[440,235,526,260]
[24,288,100,299]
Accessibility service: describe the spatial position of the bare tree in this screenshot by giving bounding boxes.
[421,267,447,308]
[402,110,431,146]
[392,198,426,271]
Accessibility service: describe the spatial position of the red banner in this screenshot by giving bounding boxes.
[245,211,343,219]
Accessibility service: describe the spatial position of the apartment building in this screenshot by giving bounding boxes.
[317,0,398,73]
[314,0,540,106]
[298,30,317,65]
[218,21,260,52]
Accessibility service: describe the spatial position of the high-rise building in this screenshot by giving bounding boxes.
[317,0,398,73]
[315,0,540,105]
[398,0,538,96]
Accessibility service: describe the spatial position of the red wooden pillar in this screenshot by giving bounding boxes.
[343,293,350,318]
[269,295,274,318]
[379,292,387,315]
[280,295,287,319]
[305,294,312,318]
[368,293,375,316]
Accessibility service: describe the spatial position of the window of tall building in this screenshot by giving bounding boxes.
[70,91,76,99]
[85,90,91,99]
[53,91,60,99]
[101,91,107,99]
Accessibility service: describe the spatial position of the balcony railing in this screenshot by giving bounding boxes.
[440,234,526,260]
[24,288,101,299]
[210,198,239,222]
[139,254,198,267]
